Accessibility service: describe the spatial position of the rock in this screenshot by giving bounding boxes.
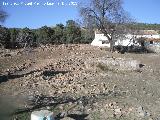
[108,102,117,109]
[148,118,153,120]
[42,76,50,80]
[137,106,148,117]
[4,53,11,57]
[46,106,51,110]
[59,105,64,110]
[59,112,67,118]
[114,108,122,115]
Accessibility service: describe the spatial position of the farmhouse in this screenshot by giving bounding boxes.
[91,30,160,47]
[91,30,110,47]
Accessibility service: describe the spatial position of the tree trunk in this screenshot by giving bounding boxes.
[109,39,114,52]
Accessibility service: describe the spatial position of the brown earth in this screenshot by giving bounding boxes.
[0,44,160,120]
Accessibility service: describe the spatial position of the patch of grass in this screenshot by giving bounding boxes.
[91,111,101,120]
[0,63,6,71]
[96,63,109,71]
[108,118,129,120]
[12,112,31,120]
[96,63,120,74]
[96,63,141,74]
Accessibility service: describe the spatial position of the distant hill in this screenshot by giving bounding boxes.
[127,23,160,31]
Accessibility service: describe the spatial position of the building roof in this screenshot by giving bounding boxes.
[94,29,104,34]
[145,38,160,42]
[135,30,159,35]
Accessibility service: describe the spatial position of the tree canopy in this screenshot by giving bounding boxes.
[0,20,94,49]
[0,9,8,23]
[80,0,133,50]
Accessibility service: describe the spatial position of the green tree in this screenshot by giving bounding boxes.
[36,26,55,44]
[64,20,81,44]
[16,27,36,48]
[0,25,10,48]
[0,9,8,23]
[53,24,65,44]
[81,28,94,44]
[9,28,20,48]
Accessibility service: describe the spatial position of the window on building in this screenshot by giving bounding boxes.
[150,41,153,44]
[102,41,109,44]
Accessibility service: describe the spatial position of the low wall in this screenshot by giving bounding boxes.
[85,57,141,71]
[146,45,160,53]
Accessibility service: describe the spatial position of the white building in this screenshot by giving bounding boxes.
[91,30,160,47]
[91,30,110,47]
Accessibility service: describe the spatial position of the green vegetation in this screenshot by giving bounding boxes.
[12,112,30,120]
[91,111,101,120]
[0,20,94,49]
[1,21,160,49]
[0,26,10,48]
[97,63,109,71]
[127,23,160,30]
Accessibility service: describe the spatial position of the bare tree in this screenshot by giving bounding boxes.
[0,9,8,23]
[80,0,133,51]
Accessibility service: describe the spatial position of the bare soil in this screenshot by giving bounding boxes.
[0,44,160,120]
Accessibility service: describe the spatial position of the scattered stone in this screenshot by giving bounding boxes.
[137,106,149,117]
[1,44,158,120]
[114,108,122,116]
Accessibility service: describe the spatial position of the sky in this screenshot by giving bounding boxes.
[0,0,160,28]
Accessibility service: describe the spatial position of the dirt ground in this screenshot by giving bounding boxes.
[0,44,160,120]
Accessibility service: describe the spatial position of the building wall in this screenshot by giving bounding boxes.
[91,33,110,47]
[91,33,160,47]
